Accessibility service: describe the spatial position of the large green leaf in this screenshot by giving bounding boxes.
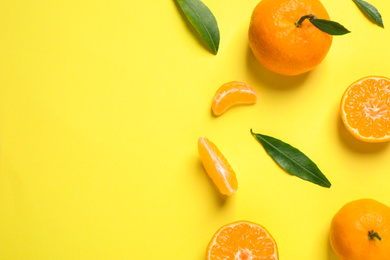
[251,130,331,188]
[353,0,384,28]
[176,0,220,54]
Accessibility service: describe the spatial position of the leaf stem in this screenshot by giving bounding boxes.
[369,230,383,241]
[295,14,317,27]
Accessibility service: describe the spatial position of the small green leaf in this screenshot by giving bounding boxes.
[353,0,384,28]
[310,19,351,35]
[176,0,220,54]
[251,130,331,188]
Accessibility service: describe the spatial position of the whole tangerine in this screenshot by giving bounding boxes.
[248,0,333,76]
[330,199,390,260]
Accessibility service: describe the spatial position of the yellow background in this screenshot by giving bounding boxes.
[1,0,390,259]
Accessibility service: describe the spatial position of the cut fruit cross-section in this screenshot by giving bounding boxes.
[340,76,390,142]
[206,221,279,260]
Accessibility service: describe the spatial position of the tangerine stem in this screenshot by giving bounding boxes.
[368,230,383,241]
[295,14,317,27]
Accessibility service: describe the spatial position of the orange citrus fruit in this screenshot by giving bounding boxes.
[206,221,279,260]
[340,76,390,142]
[330,199,390,260]
[198,137,238,196]
[248,0,332,76]
[211,81,258,116]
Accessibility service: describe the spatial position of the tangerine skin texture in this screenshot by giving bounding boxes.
[248,0,333,76]
[330,199,390,260]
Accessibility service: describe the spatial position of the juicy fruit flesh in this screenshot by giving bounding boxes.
[341,77,390,141]
[207,222,278,260]
[212,81,257,116]
[198,137,238,195]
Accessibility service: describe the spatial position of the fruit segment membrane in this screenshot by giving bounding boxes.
[198,137,238,195]
[212,81,257,116]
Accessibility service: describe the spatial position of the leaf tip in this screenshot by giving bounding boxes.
[323,180,332,188]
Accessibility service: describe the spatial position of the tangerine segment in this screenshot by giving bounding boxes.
[207,221,278,260]
[212,81,258,116]
[198,137,238,196]
[340,76,390,142]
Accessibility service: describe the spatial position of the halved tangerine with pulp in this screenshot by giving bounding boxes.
[206,221,279,260]
[340,76,390,142]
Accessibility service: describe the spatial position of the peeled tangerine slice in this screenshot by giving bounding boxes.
[211,81,258,116]
[198,137,238,195]
[340,76,390,142]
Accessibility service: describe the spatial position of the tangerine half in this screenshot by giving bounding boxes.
[206,221,279,260]
[340,76,390,142]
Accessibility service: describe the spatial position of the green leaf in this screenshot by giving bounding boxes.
[310,19,351,35]
[176,0,220,54]
[353,0,384,28]
[251,130,331,188]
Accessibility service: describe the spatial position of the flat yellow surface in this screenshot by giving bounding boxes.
[1,0,390,259]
